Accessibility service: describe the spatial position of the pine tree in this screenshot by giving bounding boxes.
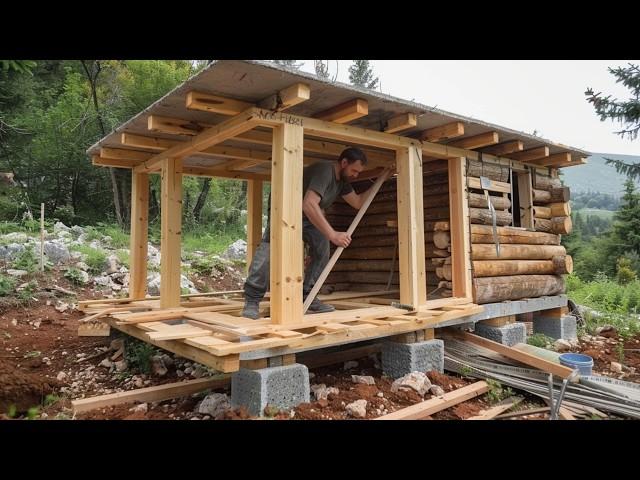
[585,63,640,178]
[314,60,330,79]
[348,60,379,90]
[273,60,303,69]
[610,178,640,257]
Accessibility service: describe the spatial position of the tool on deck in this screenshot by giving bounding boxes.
[548,369,580,420]
[390,301,415,312]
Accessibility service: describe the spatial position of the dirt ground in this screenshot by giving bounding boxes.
[1,270,638,420]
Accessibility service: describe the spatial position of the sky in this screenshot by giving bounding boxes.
[296,60,640,156]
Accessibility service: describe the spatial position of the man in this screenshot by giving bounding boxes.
[241,147,372,319]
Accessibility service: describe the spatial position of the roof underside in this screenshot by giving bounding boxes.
[87,60,590,173]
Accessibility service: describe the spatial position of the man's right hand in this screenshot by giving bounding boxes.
[331,231,352,248]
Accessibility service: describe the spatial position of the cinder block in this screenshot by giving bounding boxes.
[231,363,310,417]
[381,339,444,379]
[533,314,577,340]
[474,322,527,346]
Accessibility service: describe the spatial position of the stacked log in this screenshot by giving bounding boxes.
[532,173,572,235]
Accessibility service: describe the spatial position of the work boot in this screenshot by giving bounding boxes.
[241,300,261,320]
[306,296,335,314]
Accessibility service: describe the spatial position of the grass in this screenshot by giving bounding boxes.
[124,337,157,375]
[182,228,243,257]
[69,244,107,274]
[13,246,40,273]
[0,274,16,296]
[575,208,615,220]
[527,333,554,348]
[485,379,514,405]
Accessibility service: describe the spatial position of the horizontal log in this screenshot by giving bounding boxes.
[339,244,449,260]
[471,244,566,260]
[549,186,570,203]
[550,202,571,217]
[469,208,512,226]
[473,256,572,277]
[474,275,565,304]
[326,271,439,285]
[470,225,560,245]
[534,175,562,191]
[351,225,400,239]
[532,188,551,204]
[433,231,451,249]
[467,160,511,183]
[534,216,572,235]
[468,192,511,210]
[533,206,552,219]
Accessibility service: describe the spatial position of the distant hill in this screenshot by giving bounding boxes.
[560,152,640,196]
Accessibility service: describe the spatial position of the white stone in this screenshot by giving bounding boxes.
[53,222,71,233]
[376,392,384,398]
[99,358,113,368]
[553,339,572,352]
[197,393,231,417]
[391,371,432,396]
[6,269,28,278]
[2,232,29,243]
[345,399,367,418]
[610,362,623,373]
[105,255,120,274]
[0,243,25,261]
[93,275,111,287]
[151,356,168,377]
[221,239,247,261]
[351,375,376,385]
[310,384,340,401]
[56,371,67,381]
[130,403,148,413]
[75,262,90,271]
[43,240,70,264]
[114,360,127,372]
[429,385,445,396]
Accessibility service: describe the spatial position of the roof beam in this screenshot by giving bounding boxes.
[257,83,311,111]
[384,113,417,134]
[185,91,254,115]
[182,166,270,181]
[92,155,139,169]
[480,140,523,156]
[526,152,571,167]
[448,131,499,149]
[418,121,465,142]
[509,146,549,162]
[314,99,369,124]
[555,157,588,168]
[100,147,153,162]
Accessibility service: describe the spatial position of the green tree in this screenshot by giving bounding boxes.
[314,60,330,79]
[609,178,640,259]
[586,63,640,178]
[348,60,379,90]
[273,60,303,69]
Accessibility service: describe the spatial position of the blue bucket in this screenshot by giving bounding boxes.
[559,353,594,376]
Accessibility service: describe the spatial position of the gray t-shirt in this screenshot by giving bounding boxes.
[303,161,354,211]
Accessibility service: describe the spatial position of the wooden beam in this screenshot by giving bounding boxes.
[148,115,208,136]
[314,99,368,124]
[246,179,263,266]
[130,172,149,298]
[269,123,304,324]
[385,113,417,134]
[449,132,499,150]
[419,122,465,142]
[186,91,254,115]
[396,147,427,307]
[160,158,183,309]
[376,381,489,420]
[92,155,138,169]
[449,157,472,299]
[182,166,269,182]
[135,109,261,174]
[526,152,571,167]
[467,177,511,194]
[481,140,523,156]
[258,83,311,111]
[71,375,231,413]
[100,147,153,162]
[509,146,549,162]
[556,157,588,168]
[518,169,534,228]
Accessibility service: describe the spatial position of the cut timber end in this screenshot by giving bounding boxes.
[78,322,111,337]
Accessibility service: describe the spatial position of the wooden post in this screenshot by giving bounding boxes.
[39,203,44,272]
[449,157,472,299]
[246,179,263,268]
[396,146,427,307]
[518,169,534,228]
[160,158,183,309]
[130,172,149,299]
[270,123,304,324]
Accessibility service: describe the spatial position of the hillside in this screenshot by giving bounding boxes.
[560,152,640,196]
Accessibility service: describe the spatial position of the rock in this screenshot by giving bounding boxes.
[160,354,174,366]
[6,269,28,277]
[429,385,445,396]
[553,339,572,352]
[176,369,185,378]
[75,262,90,271]
[99,359,113,368]
[184,367,193,375]
[376,392,384,398]
[130,403,148,413]
[310,384,340,401]
[93,275,111,287]
[610,362,623,373]
[351,375,376,385]
[221,239,247,261]
[568,338,580,348]
[147,273,162,296]
[595,325,618,338]
[114,360,128,372]
[134,377,144,388]
[110,339,124,351]
[76,270,90,284]
[345,399,367,418]
[105,255,120,274]
[391,371,432,396]
[151,356,168,377]
[70,225,84,237]
[43,240,70,264]
[197,393,231,417]
[56,371,68,381]
[0,243,25,260]
[2,232,28,243]
[192,365,207,378]
[343,360,359,370]
[53,222,71,234]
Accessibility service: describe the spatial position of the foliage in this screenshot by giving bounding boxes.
[0,274,16,296]
[124,337,157,375]
[13,246,39,273]
[70,244,107,274]
[348,60,379,90]
[64,267,85,285]
[527,333,554,348]
[485,379,514,405]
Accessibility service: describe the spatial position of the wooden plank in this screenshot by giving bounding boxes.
[92,155,139,168]
[480,315,515,327]
[396,147,426,307]
[303,168,393,313]
[481,140,523,156]
[71,375,231,413]
[557,157,587,169]
[509,146,549,162]
[449,132,499,150]
[246,179,263,266]
[77,322,111,337]
[385,113,417,134]
[467,396,522,420]
[258,83,311,111]
[376,381,489,420]
[147,325,213,341]
[160,157,183,308]
[419,122,465,142]
[270,123,304,324]
[186,91,253,115]
[454,331,575,379]
[100,147,153,162]
[467,176,511,194]
[314,98,368,124]
[181,166,270,182]
[517,169,534,229]
[525,152,571,167]
[129,171,149,298]
[449,157,472,299]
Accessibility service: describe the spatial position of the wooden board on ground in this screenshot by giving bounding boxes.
[78,322,111,337]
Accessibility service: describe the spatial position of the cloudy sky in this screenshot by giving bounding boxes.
[296,60,640,156]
